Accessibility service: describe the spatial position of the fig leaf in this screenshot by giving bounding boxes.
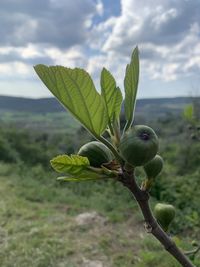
[101,67,123,125]
[124,46,139,131]
[50,154,89,174]
[34,65,108,136]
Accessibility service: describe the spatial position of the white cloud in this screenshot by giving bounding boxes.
[0,62,31,77]
[1,0,200,98]
[96,0,104,16]
[88,0,200,87]
[152,8,177,29]
[0,0,100,48]
[45,46,88,67]
[21,44,43,59]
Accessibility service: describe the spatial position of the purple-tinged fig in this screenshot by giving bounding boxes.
[119,125,159,167]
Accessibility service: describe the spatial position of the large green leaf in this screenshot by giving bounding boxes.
[124,47,139,131]
[34,65,108,136]
[50,155,89,174]
[101,68,123,123]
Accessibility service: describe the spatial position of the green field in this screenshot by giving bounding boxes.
[0,163,199,267]
[0,97,200,266]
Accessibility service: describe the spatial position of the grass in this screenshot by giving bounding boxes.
[0,162,199,267]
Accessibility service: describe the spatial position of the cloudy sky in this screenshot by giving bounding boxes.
[0,0,200,99]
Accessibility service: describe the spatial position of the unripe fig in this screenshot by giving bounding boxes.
[144,155,164,179]
[78,141,113,167]
[154,203,175,231]
[119,125,159,167]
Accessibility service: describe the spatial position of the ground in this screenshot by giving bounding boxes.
[0,164,198,267]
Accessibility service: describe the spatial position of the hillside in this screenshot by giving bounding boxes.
[0,96,78,134]
[0,95,198,134]
[0,95,200,266]
[0,95,197,117]
[0,96,64,113]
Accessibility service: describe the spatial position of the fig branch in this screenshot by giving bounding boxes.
[118,169,196,267]
[34,46,197,267]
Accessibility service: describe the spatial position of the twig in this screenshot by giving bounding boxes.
[185,246,200,256]
[118,169,196,267]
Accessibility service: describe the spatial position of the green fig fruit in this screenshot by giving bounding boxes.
[78,141,113,167]
[144,155,164,179]
[119,125,159,167]
[154,203,175,231]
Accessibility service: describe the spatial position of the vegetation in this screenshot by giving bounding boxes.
[0,53,199,265]
[0,105,199,266]
[32,47,200,266]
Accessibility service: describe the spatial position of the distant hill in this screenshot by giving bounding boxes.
[134,97,197,119]
[0,95,199,134]
[0,96,64,113]
[0,95,198,117]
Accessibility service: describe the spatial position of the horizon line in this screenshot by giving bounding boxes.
[0,94,199,101]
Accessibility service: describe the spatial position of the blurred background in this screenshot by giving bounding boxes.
[0,0,200,266]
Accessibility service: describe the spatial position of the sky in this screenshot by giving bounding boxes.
[0,0,200,99]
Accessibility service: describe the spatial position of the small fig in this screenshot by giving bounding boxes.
[154,203,175,231]
[78,141,113,167]
[119,125,159,166]
[144,155,164,179]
